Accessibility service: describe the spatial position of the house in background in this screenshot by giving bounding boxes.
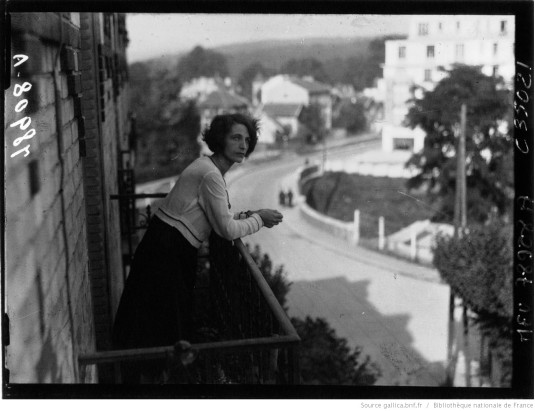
[260,75,333,135]
[5,12,131,383]
[381,15,515,153]
[179,76,230,102]
[260,103,303,139]
[253,108,287,146]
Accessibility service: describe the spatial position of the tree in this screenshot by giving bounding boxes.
[343,35,405,91]
[291,317,380,385]
[405,65,513,224]
[332,98,368,134]
[280,57,328,83]
[128,60,201,182]
[128,62,167,134]
[177,45,229,82]
[299,103,326,144]
[247,243,292,311]
[237,62,273,101]
[433,222,513,386]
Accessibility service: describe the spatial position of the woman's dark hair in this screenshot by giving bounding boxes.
[202,113,260,157]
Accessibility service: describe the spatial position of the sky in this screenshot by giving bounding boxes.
[125,14,411,63]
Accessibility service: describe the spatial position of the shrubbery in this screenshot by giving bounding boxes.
[433,222,513,386]
[302,172,434,237]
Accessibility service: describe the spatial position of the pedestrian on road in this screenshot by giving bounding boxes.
[287,189,294,207]
[279,189,286,206]
[112,113,283,383]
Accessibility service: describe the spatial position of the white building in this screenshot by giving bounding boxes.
[254,108,286,145]
[180,76,229,101]
[261,103,303,138]
[260,75,333,131]
[382,15,515,152]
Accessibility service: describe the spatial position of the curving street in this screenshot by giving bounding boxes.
[227,142,451,386]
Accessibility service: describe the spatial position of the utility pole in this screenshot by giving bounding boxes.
[458,103,467,232]
[458,103,471,387]
[446,103,468,386]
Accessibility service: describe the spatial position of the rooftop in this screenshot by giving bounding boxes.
[289,77,332,94]
[199,89,250,110]
[262,103,303,118]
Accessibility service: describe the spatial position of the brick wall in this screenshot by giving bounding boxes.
[79,13,130,360]
[5,12,96,383]
[4,12,130,383]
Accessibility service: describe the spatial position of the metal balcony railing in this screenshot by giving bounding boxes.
[78,190,300,383]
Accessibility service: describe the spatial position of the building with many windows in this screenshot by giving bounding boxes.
[381,15,515,152]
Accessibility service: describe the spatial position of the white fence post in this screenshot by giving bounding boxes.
[378,216,385,250]
[352,210,360,245]
[410,225,417,261]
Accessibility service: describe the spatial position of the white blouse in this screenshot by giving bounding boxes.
[154,156,263,248]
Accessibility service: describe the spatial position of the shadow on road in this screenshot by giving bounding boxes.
[287,276,446,386]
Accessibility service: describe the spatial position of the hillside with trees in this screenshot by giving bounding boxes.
[223,35,405,92]
[129,35,402,182]
[132,35,405,95]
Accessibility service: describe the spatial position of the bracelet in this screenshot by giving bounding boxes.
[240,211,254,219]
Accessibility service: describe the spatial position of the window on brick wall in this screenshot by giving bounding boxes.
[424,69,432,82]
[28,159,40,197]
[97,45,106,122]
[493,43,498,55]
[426,45,435,58]
[398,46,406,59]
[104,13,112,42]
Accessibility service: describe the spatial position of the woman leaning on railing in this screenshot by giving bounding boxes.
[111,113,284,383]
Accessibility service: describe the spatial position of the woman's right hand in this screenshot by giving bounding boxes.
[256,209,283,228]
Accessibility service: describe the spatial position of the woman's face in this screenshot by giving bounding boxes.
[221,123,250,164]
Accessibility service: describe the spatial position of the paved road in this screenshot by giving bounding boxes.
[227,144,451,386]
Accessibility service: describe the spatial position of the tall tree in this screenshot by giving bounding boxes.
[299,103,326,144]
[343,35,405,91]
[332,98,368,134]
[237,61,272,101]
[405,64,513,224]
[177,45,229,82]
[128,60,202,182]
[128,62,164,133]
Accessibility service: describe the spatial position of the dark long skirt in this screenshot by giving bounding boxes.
[112,216,198,382]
